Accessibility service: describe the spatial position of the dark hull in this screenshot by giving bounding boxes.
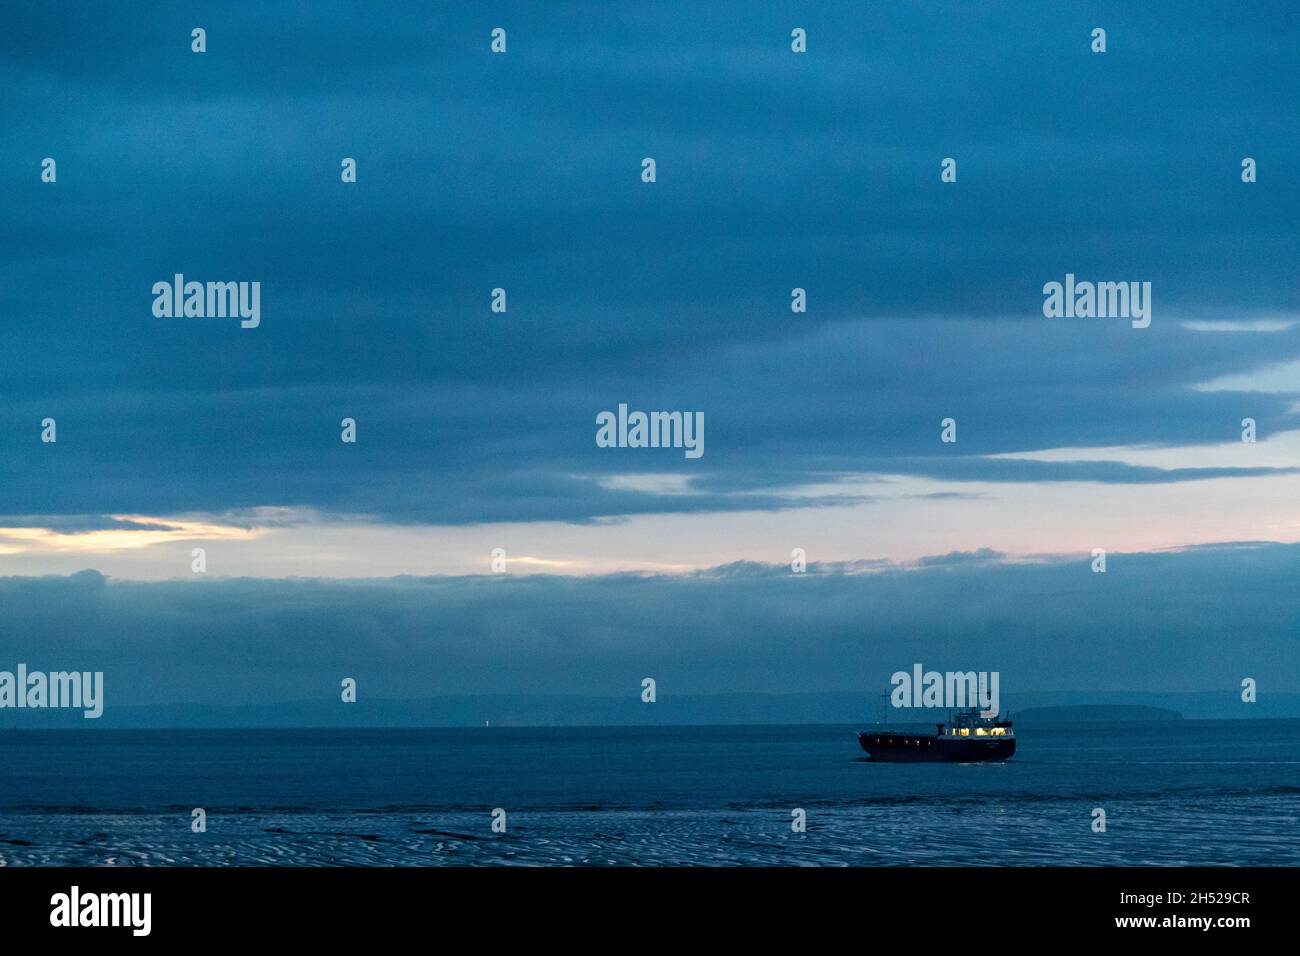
[858,731,1015,762]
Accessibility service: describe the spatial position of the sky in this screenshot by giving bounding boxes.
[1,2,1297,704]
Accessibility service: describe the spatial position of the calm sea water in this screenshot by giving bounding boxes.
[1,721,1296,866]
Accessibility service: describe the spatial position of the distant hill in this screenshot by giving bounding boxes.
[1014,705,1183,725]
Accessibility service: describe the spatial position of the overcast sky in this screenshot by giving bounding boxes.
[1,3,1296,701]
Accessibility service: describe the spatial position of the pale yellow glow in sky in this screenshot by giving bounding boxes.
[0,515,260,554]
[1,458,1297,580]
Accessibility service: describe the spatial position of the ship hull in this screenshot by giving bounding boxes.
[857,731,1015,762]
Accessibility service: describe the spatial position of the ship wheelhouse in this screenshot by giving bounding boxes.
[937,707,1014,738]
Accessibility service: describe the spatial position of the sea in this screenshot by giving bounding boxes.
[1,720,1297,866]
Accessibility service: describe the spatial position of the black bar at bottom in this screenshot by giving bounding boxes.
[0,866,1279,942]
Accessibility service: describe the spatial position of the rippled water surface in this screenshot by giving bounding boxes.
[1,722,1297,865]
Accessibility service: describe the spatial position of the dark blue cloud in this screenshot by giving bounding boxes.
[2,542,1297,706]
[1,2,1296,523]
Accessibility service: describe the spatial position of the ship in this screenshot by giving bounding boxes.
[857,707,1015,762]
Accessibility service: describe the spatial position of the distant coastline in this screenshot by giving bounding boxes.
[3,691,1293,729]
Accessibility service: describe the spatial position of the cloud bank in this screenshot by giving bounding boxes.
[2,543,1295,709]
